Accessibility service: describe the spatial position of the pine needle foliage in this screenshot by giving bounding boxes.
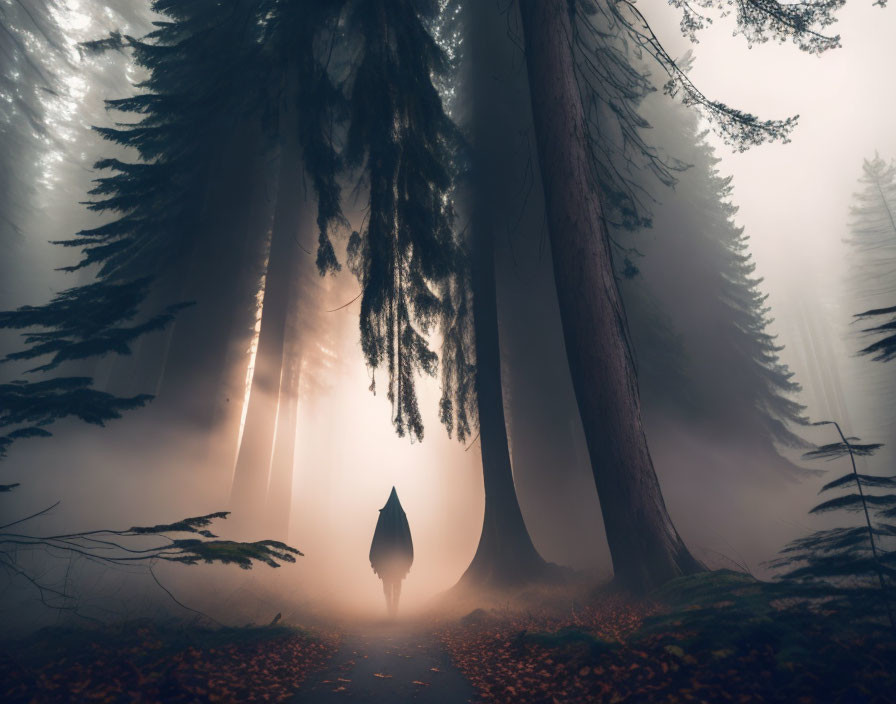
[772,421,895,628]
[0,279,189,372]
[847,155,896,362]
[0,378,150,459]
[64,0,269,278]
[256,0,348,275]
[0,279,178,457]
[437,243,476,444]
[0,498,302,615]
[344,0,462,441]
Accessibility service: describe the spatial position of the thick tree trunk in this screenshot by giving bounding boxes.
[456,0,552,588]
[458,207,551,587]
[229,112,305,532]
[518,0,702,593]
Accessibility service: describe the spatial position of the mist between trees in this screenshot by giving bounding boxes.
[0,0,894,630]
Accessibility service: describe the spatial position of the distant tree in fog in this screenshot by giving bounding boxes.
[846,155,896,363]
[0,0,59,294]
[619,98,806,461]
[840,155,896,466]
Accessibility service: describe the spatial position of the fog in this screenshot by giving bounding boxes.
[2,1,895,633]
[648,2,896,460]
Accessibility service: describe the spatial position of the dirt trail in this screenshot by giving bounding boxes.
[291,622,476,703]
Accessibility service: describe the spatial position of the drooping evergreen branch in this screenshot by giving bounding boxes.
[572,2,688,231]
[0,496,302,618]
[856,305,896,361]
[0,378,151,459]
[570,4,806,447]
[344,0,461,440]
[257,0,349,275]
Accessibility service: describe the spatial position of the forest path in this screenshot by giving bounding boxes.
[290,621,476,703]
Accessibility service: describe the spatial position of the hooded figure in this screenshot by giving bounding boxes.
[369,487,413,616]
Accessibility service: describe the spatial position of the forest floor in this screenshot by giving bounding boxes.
[2,571,895,703]
[290,623,474,703]
[439,570,896,703]
[0,620,337,703]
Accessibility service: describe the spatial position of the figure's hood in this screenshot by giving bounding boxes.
[380,487,403,516]
[369,487,414,578]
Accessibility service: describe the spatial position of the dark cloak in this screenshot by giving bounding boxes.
[369,487,414,581]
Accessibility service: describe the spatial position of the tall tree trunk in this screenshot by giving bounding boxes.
[265,315,302,541]
[456,0,551,588]
[458,207,551,586]
[518,0,702,593]
[155,120,268,432]
[229,110,305,533]
[203,153,280,484]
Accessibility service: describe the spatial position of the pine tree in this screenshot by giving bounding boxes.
[3,0,879,595]
[0,1,277,436]
[229,0,345,532]
[843,154,896,470]
[0,0,59,300]
[619,96,806,462]
[2,1,345,489]
[452,0,553,588]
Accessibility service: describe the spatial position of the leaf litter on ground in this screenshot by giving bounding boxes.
[0,619,337,703]
[439,571,896,703]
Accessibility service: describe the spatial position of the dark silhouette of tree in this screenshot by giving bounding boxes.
[452,0,554,588]
[3,0,886,594]
[229,0,346,533]
[1,2,347,529]
[0,1,274,455]
[846,155,896,364]
[345,0,460,443]
[0,490,301,620]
